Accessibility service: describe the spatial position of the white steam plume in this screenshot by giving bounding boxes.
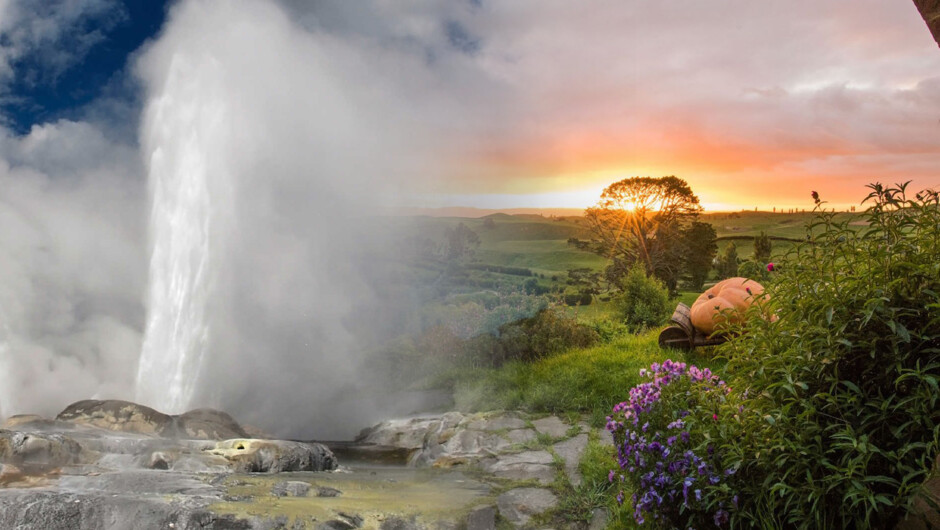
[133,0,465,438]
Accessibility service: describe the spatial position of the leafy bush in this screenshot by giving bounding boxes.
[614,267,672,332]
[587,316,632,342]
[563,292,594,306]
[736,260,768,282]
[607,360,741,528]
[715,183,940,528]
[495,307,600,364]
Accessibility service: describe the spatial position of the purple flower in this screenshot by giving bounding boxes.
[610,359,741,525]
[767,262,775,272]
[714,509,730,526]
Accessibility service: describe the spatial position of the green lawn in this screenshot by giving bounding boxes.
[440,329,723,426]
[475,239,606,276]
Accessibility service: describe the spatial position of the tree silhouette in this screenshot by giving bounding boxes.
[575,176,702,291]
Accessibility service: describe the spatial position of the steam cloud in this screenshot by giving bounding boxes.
[132,0,452,438]
[1,0,937,438]
[2,0,493,439]
[0,120,145,419]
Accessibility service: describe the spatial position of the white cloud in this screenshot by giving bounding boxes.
[0,119,145,418]
[0,0,126,92]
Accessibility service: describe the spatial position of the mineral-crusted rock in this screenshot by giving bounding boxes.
[56,400,173,436]
[356,413,465,450]
[0,430,84,468]
[210,439,337,473]
[271,480,311,497]
[175,408,249,440]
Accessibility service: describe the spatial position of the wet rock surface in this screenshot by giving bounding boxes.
[0,400,349,529]
[359,412,594,527]
[1,405,594,529]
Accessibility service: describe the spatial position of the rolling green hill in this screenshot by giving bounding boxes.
[373,210,865,310]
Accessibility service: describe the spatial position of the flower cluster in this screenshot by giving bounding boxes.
[607,360,737,527]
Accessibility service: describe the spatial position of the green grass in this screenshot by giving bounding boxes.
[476,239,606,276]
[444,330,688,425]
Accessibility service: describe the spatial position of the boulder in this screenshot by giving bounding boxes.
[356,413,464,450]
[175,409,249,440]
[0,431,84,468]
[316,486,342,497]
[56,400,173,436]
[271,480,311,497]
[1,415,61,430]
[209,439,337,473]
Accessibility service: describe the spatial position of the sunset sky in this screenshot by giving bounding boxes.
[1,1,938,212]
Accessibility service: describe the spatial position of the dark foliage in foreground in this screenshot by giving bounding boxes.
[721,183,940,528]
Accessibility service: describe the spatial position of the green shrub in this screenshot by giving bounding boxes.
[586,316,631,342]
[614,267,672,332]
[496,307,600,363]
[564,292,594,306]
[716,183,940,528]
[736,260,768,282]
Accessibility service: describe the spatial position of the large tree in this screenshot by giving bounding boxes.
[576,176,703,292]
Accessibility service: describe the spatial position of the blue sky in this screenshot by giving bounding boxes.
[0,0,168,134]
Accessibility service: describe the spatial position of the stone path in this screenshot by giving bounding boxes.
[358,412,602,528]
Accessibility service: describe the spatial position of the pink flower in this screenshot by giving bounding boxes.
[712,414,718,421]
[766,262,775,272]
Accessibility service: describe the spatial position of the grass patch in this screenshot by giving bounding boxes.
[446,330,689,426]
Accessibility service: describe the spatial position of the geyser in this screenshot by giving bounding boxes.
[135,52,227,414]
[130,0,444,438]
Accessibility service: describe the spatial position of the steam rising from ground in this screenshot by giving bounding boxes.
[0,121,145,419]
[132,0,466,438]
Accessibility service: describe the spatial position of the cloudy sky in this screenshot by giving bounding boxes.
[0,0,937,432]
[0,0,938,211]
